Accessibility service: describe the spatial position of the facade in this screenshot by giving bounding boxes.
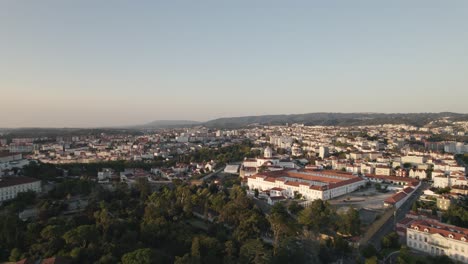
[375,166,392,176]
[401,155,427,165]
[0,177,41,202]
[436,196,453,211]
[433,175,467,188]
[0,152,23,163]
[409,169,427,179]
[247,169,366,201]
[9,143,34,153]
[319,146,329,159]
[451,185,468,195]
[407,220,468,263]
[384,186,417,209]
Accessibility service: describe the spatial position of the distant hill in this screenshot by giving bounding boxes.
[137,120,201,128]
[202,112,468,128]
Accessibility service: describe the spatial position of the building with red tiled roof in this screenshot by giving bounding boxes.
[407,219,468,263]
[384,192,408,208]
[0,177,41,203]
[247,169,366,201]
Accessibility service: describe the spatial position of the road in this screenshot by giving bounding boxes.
[367,182,429,251]
[201,166,226,181]
[383,251,400,264]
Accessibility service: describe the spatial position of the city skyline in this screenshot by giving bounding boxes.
[2,1,468,127]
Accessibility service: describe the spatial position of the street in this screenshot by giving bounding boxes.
[367,182,429,251]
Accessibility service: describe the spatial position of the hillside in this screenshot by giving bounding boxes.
[202,112,468,128]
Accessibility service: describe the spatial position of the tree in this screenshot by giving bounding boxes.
[361,244,377,258]
[268,203,293,255]
[288,201,303,215]
[63,225,98,248]
[136,177,151,200]
[375,183,381,191]
[380,232,399,249]
[397,246,412,264]
[298,199,335,234]
[223,240,237,264]
[403,163,412,169]
[254,189,259,198]
[411,202,418,213]
[338,207,361,236]
[121,248,155,264]
[239,239,271,264]
[9,248,22,262]
[365,256,378,264]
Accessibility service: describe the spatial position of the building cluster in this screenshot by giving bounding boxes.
[0,128,245,165]
[0,121,467,262]
[246,168,366,204]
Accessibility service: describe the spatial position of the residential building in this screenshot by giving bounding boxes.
[407,220,468,263]
[436,196,453,211]
[247,169,366,201]
[433,175,467,188]
[0,177,41,203]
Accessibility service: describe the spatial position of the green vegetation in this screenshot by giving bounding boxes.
[380,232,399,249]
[0,176,360,264]
[442,204,468,228]
[188,140,260,164]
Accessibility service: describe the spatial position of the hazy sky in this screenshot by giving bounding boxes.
[1,1,468,127]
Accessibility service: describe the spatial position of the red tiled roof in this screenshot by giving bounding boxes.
[385,192,407,204]
[366,174,419,183]
[0,177,40,188]
[402,187,414,194]
[410,220,468,242]
[398,217,414,226]
[248,169,364,191]
[0,152,21,158]
[271,187,285,191]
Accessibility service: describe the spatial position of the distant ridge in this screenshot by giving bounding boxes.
[202,112,468,128]
[137,120,201,128]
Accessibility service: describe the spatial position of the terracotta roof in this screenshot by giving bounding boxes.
[271,187,285,191]
[410,220,468,243]
[0,152,21,158]
[402,187,414,194]
[385,192,407,204]
[366,174,419,183]
[398,217,414,226]
[0,177,40,188]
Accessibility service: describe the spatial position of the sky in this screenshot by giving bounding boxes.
[1,1,468,128]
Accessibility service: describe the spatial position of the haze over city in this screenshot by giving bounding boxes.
[1,1,468,127]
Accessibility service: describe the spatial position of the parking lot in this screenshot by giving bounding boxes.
[328,184,398,211]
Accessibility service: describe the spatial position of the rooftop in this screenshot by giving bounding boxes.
[0,177,41,188]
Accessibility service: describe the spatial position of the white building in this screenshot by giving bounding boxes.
[433,175,467,188]
[224,164,240,174]
[247,169,366,201]
[407,220,468,263]
[409,169,427,179]
[0,177,41,203]
[319,146,329,159]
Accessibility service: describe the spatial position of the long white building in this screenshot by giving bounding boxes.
[246,169,366,201]
[0,177,41,202]
[407,220,468,263]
